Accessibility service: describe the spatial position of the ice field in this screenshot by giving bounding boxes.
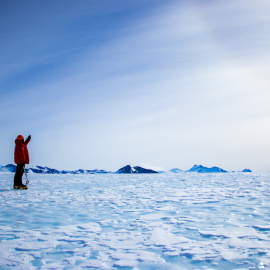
[0,172,270,269]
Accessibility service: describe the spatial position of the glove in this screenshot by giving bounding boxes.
[26,135,31,141]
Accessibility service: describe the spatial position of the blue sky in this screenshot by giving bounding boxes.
[1,0,270,171]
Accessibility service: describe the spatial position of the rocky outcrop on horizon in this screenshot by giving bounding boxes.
[116,165,158,174]
[187,164,228,173]
[0,164,111,174]
[0,164,17,173]
[242,169,252,172]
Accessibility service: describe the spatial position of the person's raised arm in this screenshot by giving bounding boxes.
[25,135,31,146]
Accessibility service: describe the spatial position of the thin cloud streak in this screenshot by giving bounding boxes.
[0,0,269,171]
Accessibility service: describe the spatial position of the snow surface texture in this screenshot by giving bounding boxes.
[0,172,269,269]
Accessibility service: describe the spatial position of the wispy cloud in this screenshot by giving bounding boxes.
[1,0,270,170]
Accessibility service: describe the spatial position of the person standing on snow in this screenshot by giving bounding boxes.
[14,135,31,189]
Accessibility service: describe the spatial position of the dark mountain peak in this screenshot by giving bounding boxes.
[189,164,204,171]
[36,166,46,170]
[242,169,252,172]
[116,165,158,174]
[133,166,158,174]
[116,165,132,174]
[0,164,17,172]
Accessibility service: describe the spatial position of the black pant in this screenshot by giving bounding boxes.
[14,163,25,186]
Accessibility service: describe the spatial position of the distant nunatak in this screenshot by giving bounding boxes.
[0,164,252,174]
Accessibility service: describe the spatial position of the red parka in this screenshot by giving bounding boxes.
[14,138,30,164]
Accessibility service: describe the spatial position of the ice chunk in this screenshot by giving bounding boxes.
[148,228,189,246]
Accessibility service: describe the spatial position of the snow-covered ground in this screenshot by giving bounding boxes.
[0,172,270,269]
